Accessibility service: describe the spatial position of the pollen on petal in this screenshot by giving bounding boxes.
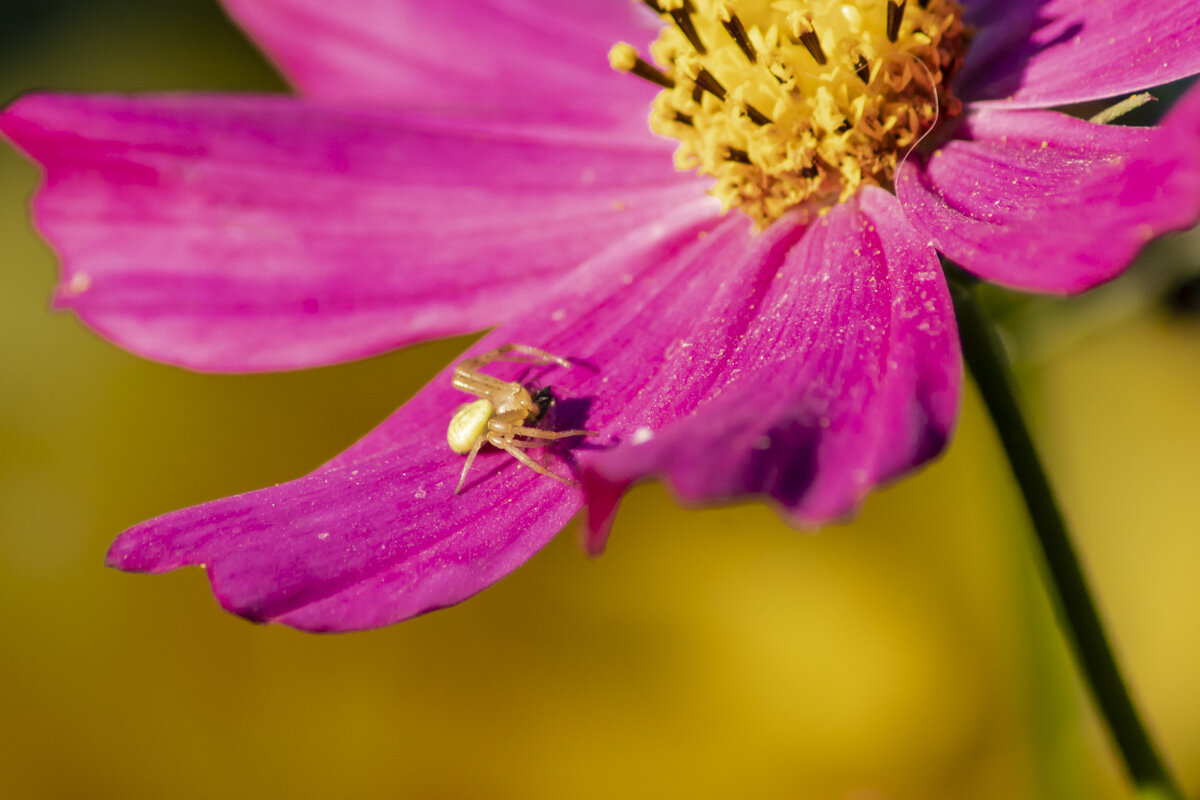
[63,272,92,297]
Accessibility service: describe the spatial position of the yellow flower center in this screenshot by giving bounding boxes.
[610,0,971,227]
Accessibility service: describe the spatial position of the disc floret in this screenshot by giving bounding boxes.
[612,0,970,227]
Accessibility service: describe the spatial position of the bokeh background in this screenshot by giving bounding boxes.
[2,2,1198,798]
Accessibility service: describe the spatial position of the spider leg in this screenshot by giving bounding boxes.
[457,344,572,373]
[489,434,575,486]
[452,371,516,398]
[497,344,573,368]
[503,438,557,449]
[507,426,595,440]
[488,409,529,430]
[504,437,562,471]
[454,436,486,494]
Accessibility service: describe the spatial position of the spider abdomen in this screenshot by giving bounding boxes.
[447,398,494,454]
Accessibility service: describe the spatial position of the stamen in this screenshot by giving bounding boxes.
[853,54,871,84]
[672,111,695,126]
[670,6,707,54]
[692,67,727,101]
[799,32,827,65]
[717,4,757,62]
[726,147,751,164]
[887,0,907,42]
[791,15,827,66]
[745,104,772,125]
[609,43,676,89]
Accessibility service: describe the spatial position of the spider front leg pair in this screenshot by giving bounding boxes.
[447,344,595,494]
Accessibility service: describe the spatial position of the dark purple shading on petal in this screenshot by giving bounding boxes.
[219,0,661,130]
[572,188,961,550]
[959,0,1200,108]
[107,200,721,632]
[1,93,702,372]
[897,98,1200,293]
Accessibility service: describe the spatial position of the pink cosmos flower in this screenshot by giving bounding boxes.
[4,0,1200,632]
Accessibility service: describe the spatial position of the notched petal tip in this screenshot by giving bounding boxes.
[105,520,178,574]
[578,470,631,556]
[0,91,45,135]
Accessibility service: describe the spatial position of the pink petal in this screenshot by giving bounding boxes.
[897,100,1200,293]
[107,199,721,632]
[1,92,702,372]
[574,188,961,551]
[109,190,958,630]
[219,0,661,129]
[959,0,1200,107]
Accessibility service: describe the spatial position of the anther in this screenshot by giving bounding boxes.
[745,104,772,126]
[641,0,665,12]
[608,44,675,90]
[692,67,727,101]
[725,147,751,164]
[887,0,907,43]
[672,111,694,126]
[853,54,871,84]
[790,16,827,66]
[917,0,930,7]
[717,5,757,62]
[670,6,707,54]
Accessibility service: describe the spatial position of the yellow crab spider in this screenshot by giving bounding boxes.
[448,344,594,494]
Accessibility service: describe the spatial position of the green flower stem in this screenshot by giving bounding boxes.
[947,269,1184,800]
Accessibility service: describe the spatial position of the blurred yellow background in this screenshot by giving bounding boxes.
[1,2,1198,798]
